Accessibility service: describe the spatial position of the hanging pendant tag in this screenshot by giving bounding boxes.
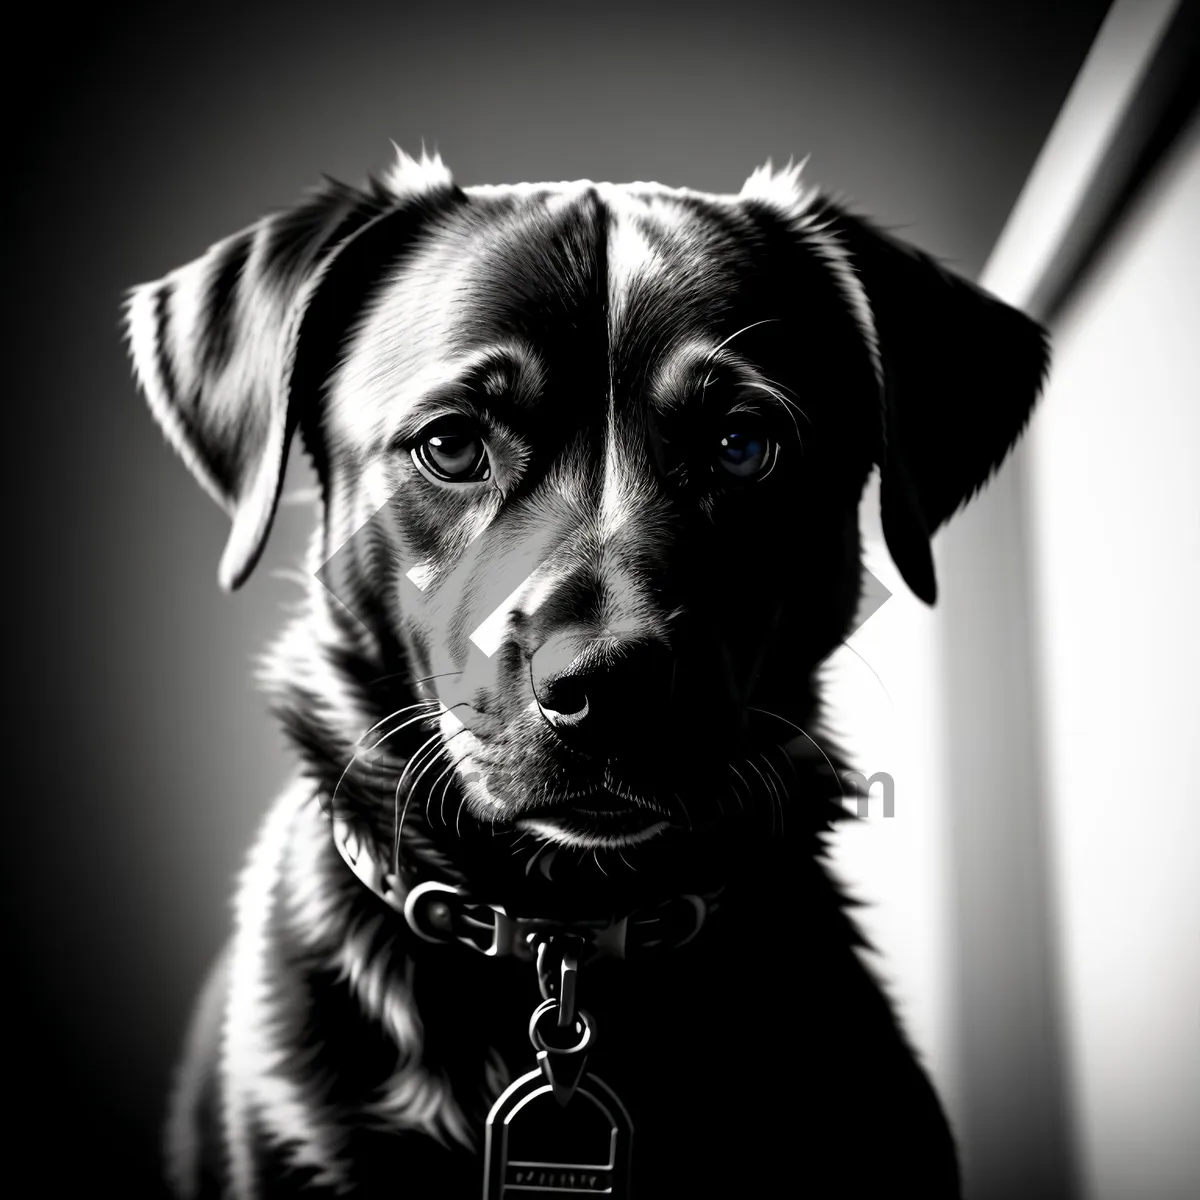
[483,1067,634,1197]
[483,1001,634,1198]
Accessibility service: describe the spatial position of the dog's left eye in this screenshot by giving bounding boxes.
[716,425,775,479]
[412,420,491,483]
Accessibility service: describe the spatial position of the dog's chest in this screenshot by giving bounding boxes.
[222,799,956,1196]
[395,902,817,1187]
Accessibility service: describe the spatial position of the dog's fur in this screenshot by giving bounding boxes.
[125,148,1048,1197]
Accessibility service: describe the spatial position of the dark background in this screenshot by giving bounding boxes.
[6,1,1111,1190]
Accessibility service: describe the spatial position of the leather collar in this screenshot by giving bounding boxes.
[332,815,724,964]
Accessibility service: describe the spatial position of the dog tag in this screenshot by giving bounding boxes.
[483,1001,634,1198]
[483,1067,633,1198]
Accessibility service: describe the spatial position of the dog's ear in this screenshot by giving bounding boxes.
[124,149,460,590]
[828,209,1050,604]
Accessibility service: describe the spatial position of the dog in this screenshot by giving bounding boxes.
[124,147,1048,1197]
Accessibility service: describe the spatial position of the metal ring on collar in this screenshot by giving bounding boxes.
[528,998,594,1056]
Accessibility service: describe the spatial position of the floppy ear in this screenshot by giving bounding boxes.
[124,150,459,590]
[828,210,1050,604]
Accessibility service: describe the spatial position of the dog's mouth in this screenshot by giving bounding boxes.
[515,785,673,848]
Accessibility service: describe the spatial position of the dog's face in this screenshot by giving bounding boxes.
[126,150,1048,862]
[321,178,881,850]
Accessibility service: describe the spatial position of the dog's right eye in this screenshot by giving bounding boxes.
[412,420,491,483]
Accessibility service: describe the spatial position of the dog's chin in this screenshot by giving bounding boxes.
[515,789,673,849]
[517,812,673,850]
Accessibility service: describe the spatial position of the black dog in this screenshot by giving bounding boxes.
[125,149,1048,1197]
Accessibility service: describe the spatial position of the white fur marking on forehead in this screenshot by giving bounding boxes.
[382,142,454,199]
[598,429,642,541]
[519,567,567,621]
[607,211,667,333]
[542,185,599,217]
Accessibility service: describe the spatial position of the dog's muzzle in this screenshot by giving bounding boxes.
[529,633,676,755]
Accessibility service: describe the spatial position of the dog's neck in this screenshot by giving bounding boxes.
[262,582,854,919]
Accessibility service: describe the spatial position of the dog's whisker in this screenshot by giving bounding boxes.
[523,838,551,878]
[738,379,806,446]
[404,726,472,831]
[440,766,466,828]
[756,369,808,416]
[392,732,468,874]
[771,778,788,837]
[363,667,467,696]
[410,669,466,690]
[742,755,772,835]
[384,731,443,826]
[770,738,802,784]
[365,706,446,754]
[700,321,784,396]
[672,788,694,833]
[838,640,895,708]
[393,772,414,877]
[747,705,848,801]
[760,751,790,833]
[756,371,806,412]
[756,750,788,837]
[422,744,458,811]
[711,317,780,355]
[350,709,443,790]
[324,702,441,818]
[422,773,441,831]
[405,740,462,828]
[364,700,440,740]
[592,848,609,878]
[743,755,776,834]
[428,762,460,830]
[728,763,752,817]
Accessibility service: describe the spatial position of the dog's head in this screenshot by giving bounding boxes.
[126,150,1047,884]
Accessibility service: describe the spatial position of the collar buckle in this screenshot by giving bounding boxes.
[403,879,631,961]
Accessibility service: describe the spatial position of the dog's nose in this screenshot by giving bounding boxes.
[538,671,591,727]
[531,633,673,751]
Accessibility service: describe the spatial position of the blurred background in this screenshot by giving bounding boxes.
[7,1,1197,1195]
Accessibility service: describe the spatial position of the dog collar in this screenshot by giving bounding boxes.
[331,816,722,964]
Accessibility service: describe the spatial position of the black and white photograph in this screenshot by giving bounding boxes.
[8,1,1199,1196]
